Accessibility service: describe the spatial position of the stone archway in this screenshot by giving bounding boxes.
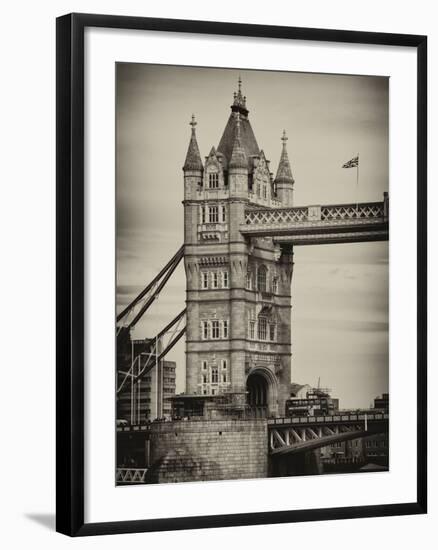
[246,368,278,418]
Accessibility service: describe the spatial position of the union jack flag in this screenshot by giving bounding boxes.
[342,156,359,168]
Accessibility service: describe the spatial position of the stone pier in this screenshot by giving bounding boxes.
[146,419,268,483]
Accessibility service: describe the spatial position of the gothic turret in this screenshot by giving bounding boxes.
[183,114,203,172]
[274,130,295,206]
[183,115,203,202]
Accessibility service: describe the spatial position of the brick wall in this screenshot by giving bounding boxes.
[146,419,268,483]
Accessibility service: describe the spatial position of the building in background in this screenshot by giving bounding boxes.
[117,328,176,423]
[362,432,388,465]
[285,385,389,470]
[320,393,389,470]
[286,382,339,417]
[289,383,312,399]
[374,393,389,412]
[362,394,389,466]
[137,359,176,421]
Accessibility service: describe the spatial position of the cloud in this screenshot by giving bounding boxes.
[117,284,144,296]
[293,317,388,333]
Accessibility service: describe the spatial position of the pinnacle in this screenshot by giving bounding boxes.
[183,114,203,172]
[275,130,294,184]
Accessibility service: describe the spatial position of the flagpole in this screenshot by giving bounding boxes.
[356,153,359,214]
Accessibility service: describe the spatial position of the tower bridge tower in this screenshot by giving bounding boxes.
[182,80,294,418]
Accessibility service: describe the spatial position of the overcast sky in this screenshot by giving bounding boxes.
[116,63,389,409]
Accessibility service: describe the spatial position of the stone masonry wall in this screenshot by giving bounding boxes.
[146,419,268,483]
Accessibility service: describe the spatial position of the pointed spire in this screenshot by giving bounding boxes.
[229,113,248,171]
[183,114,203,172]
[275,130,294,184]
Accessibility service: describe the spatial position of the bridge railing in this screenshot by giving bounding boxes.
[267,413,389,426]
[117,424,151,432]
[116,468,148,483]
[321,203,384,221]
[244,201,387,227]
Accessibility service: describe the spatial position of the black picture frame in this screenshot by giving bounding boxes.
[56,12,427,537]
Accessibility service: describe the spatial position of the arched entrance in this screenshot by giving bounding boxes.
[246,368,278,418]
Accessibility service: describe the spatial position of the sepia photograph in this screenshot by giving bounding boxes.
[115,64,389,485]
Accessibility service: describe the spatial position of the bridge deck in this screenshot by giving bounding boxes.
[240,200,389,245]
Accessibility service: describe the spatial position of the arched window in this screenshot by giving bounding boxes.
[208,205,219,223]
[257,265,268,292]
[247,271,252,290]
[221,320,229,339]
[246,270,253,290]
[201,272,209,289]
[211,320,220,339]
[269,323,276,341]
[211,367,219,383]
[208,172,219,189]
[249,320,255,339]
[258,317,267,340]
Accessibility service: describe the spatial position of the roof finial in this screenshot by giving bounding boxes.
[232,76,247,111]
[190,114,197,132]
[281,129,288,145]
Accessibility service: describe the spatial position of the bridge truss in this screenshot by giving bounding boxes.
[116,468,148,484]
[268,413,389,456]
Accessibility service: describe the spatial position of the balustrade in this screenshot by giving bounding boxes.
[244,202,385,226]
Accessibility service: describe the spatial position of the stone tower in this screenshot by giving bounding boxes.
[182,79,294,418]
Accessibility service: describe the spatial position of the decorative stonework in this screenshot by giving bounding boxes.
[203,147,225,189]
[198,256,229,266]
[230,259,246,274]
[252,353,280,364]
[201,232,221,241]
